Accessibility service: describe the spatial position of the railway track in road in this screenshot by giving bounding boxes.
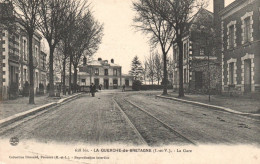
[113,97,196,146]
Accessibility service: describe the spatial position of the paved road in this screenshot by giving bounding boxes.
[0,91,259,145]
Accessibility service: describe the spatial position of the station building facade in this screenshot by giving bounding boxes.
[172,8,221,93]
[77,58,133,89]
[219,0,260,94]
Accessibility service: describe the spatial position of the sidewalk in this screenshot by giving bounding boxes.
[164,92,260,114]
[0,94,72,120]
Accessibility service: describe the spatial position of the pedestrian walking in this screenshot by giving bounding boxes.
[122,84,126,92]
[90,83,96,97]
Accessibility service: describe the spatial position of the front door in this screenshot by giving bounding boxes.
[94,78,99,87]
[244,59,251,92]
[104,79,109,89]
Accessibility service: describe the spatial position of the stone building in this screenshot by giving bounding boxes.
[219,0,260,94]
[77,58,133,89]
[0,2,46,99]
[172,8,221,93]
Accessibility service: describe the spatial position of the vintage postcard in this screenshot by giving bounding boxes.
[0,0,259,163]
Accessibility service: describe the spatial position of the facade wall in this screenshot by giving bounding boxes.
[221,0,260,93]
[77,61,132,89]
[0,24,43,99]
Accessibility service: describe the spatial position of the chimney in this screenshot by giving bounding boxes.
[214,0,225,27]
[111,59,114,63]
[98,58,102,61]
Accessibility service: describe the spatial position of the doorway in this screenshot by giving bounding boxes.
[195,71,203,89]
[244,59,251,92]
[104,79,109,89]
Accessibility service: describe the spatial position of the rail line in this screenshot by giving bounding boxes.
[113,97,196,146]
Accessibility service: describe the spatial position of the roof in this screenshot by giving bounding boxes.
[189,8,214,31]
[86,59,121,67]
[219,0,247,16]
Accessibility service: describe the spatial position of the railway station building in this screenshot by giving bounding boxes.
[77,58,133,89]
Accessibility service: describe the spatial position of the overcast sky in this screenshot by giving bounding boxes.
[87,0,235,74]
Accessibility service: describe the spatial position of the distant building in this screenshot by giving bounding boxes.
[77,58,133,89]
[219,0,260,94]
[172,8,221,93]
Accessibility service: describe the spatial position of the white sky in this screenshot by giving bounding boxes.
[89,0,235,74]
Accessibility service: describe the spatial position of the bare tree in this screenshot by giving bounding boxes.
[145,52,156,85]
[133,0,176,95]
[9,0,41,104]
[154,52,163,85]
[150,0,204,97]
[71,12,103,93]
[37,0,86,96]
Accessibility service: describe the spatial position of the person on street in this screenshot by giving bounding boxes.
[99,84,102,91]
[90,83,96,97]
[122,84,126,92]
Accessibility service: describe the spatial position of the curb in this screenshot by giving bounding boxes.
[156,95,260,117]
[0,93,83,128]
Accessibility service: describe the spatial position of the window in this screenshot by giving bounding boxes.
[229,25,235,48]
[229,62,234,85]
[23,39,27,61]
[174,47,179,62]
[81,79,86,83]
[125,79,129,86]
[244,17,250,43]
[94,68,99,75]
[184,69,187,83]
[104,69,108,75]
[35,46,38,61]
[183,43,187,59]
[24,69,27,82]
[42,55,45,69]
[200,48,205,56]
[113,69,117,76]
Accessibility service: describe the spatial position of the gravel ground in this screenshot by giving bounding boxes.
[0,93,142,145]
[126,92,260,145]
[0,94,75,120]
[114,97,190,146]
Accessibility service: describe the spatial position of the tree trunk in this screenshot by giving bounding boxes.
[177,36,184,97]
[48,46,55,97]
[28,33,34,104]
[68,54,72,94]
[62,58,66,95]
[73,65,77,93]
[162,52,167,95]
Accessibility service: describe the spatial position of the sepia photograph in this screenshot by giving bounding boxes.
[0,0,259,163]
